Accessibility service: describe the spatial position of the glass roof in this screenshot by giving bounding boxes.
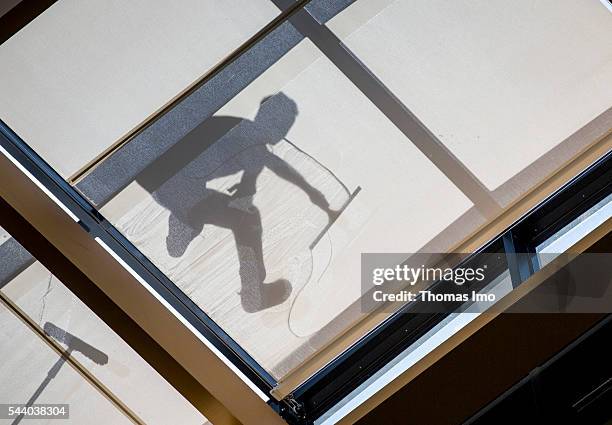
[1,0,611,385]
[99,40,474,377]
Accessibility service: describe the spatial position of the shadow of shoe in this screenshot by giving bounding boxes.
[242,279,292,313]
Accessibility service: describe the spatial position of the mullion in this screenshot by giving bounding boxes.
[271,0,500,217]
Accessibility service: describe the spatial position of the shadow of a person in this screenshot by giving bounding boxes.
[137,93,338,313]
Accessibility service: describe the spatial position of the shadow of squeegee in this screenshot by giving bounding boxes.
[43,322,108,365]
[11,323,108,425]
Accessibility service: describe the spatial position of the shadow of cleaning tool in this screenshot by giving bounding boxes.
[43,322,108,365]
[309,186,361,250]
[11,323,109,425]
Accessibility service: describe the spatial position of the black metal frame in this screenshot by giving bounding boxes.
[514,156,612,254]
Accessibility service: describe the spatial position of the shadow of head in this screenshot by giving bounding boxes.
[44,322,109,366]
[253,92,299,144]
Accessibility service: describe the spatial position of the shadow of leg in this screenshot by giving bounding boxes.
[166,211,204,258]
[233,203,292,313]
[167,189,292,313]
